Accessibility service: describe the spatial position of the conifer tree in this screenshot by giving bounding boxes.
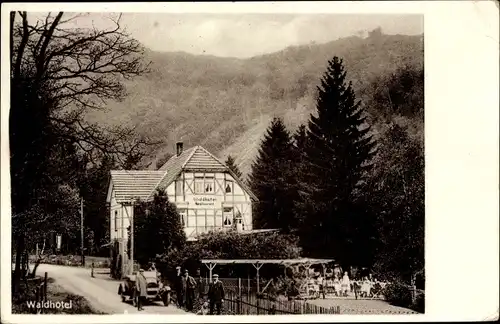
[298,57,376,264]
[249,117,296,231]
[290,124,308,228]
[293,124,308,151]
[225,155,243,179]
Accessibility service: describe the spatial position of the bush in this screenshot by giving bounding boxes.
[158,230,302,282]
[412,291,425,313]
[383,282,425,313]
[383,282,412,307]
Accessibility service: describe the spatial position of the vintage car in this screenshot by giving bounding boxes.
[118,270,171,306]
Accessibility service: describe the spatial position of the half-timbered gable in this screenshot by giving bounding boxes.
[153,144,256,240]
[107,142,257,274]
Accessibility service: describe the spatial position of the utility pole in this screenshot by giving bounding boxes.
[130,203,134,275]
[80,197,85,266]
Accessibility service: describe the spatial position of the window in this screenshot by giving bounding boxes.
[204,177,215,193]
[223,207,233,227]
[188,210,196,228]
[176,180,183,196]
[197,212,206,227]
[206,213,215,227]
[194,178,204,194]
[114,211,118,232]
[194,176,215,194]
[215,210,223,227]
[225,180,233,193]
[179,209,187,227]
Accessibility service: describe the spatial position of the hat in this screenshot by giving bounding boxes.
[176,266,181,270]
[139,268,144,272]
[212,273,219,277]
[184,269,189,273]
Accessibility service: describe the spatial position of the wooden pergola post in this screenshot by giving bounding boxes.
[252,262,264,293]
[204,262,217,283]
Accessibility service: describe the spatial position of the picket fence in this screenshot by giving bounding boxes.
[223,290,340,315]
[197,278,340,315]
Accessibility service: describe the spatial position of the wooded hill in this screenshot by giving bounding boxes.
[86,31,424,175]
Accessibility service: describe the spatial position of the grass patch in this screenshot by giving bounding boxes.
[12,275,106,314]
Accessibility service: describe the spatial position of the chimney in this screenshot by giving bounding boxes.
[176,142,183,156]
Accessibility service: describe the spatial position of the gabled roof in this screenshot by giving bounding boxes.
[155,146,258,201]
[107,145,258,204]
[108,170,166,203]
[184,146,227,171]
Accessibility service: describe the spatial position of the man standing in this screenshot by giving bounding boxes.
[135,269,147,311]
[174,266,184,308]
[208,274,225,315]
[184,269,197,311]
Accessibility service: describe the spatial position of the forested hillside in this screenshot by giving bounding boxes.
[87,31,423,175]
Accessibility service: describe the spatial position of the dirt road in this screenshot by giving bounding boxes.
[36,264,188,315]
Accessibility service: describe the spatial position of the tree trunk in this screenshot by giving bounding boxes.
[30,238,46,278]
[31,260,41,279]
[13,233,25,294]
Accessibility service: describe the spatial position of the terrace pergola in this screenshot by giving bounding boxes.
[201,258,335,293]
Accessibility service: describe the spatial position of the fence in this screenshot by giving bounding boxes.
[223,290,340,315]
[31,272,48,314]
[196,278,340,315]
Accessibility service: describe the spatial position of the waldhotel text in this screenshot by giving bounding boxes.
[26,300,73,309]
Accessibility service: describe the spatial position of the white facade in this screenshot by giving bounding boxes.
[107,145,256,276]
[108,171,253,243]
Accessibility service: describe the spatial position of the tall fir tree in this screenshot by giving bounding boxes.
[290,124,308,228]
[297,56,376,265]
[293,124,308,150]
[249,117,296,231]
[225,155,243,179]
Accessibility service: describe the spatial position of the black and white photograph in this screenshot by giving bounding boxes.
[1,1,498,322]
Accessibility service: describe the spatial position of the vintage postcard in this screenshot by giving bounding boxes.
[1,1,498,323]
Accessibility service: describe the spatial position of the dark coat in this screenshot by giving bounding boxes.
[135,273,147,297]
[175,274,183,291]
[208,280,225,302]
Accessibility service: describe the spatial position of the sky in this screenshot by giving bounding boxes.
[36,13,423,58]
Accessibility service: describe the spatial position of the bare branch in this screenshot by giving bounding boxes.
[13,11,29,80]
[10,12,15,64]
[35,12,64,80]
